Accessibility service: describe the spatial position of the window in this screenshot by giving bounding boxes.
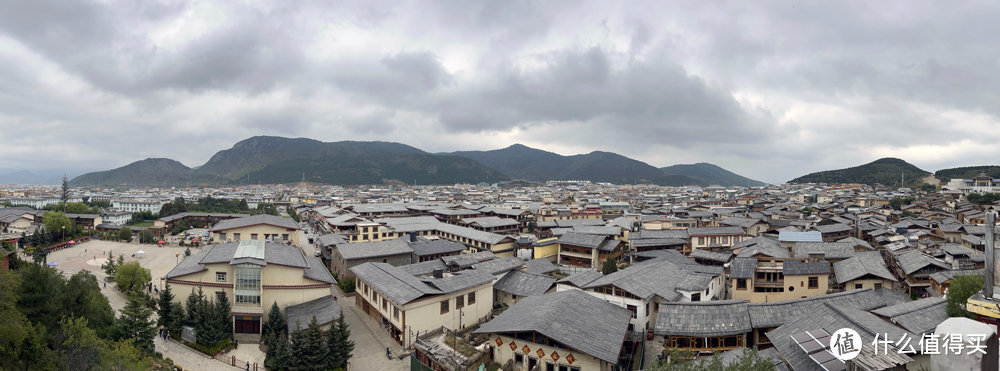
[382,298,388,311]
[468,292,476,304]
[691,293,701,301]
[855,283,863,290]
[874,283,883,290]
[233,233,241,241]
[251,233,258,240]
[216,272,227,282]
[456,296,465,309]
[440,300,449,314]
[627,305,638,318]
[393,307,399,320]
[808,277,819,289]
[219,232,227,240]
[234,264,261,305]
[736,278,747,290]
[788,285,795,292]
[514,353,524,368]
[215,291,225,303]
[282,234,289,241]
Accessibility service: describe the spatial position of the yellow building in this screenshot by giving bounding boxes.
[210,215,301,246]
[532,237,559,259]
[832,251,897,291]
[474,290,631,371]
[730,258,830,303]
[164,240,336,336]
[351,262,494,347]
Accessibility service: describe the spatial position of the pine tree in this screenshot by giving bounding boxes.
[288,326,307,369]
[157,284,175,329]
[263,301,286,339]
[185,288,203,326]
[168,302,184,337]
[274,334,293,370]
[212,291,232,343]
[329,315,354,369]
[299,316,328,367]
[118,293,156,351]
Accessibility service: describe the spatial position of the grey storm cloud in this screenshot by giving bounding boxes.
[0,0,999,183]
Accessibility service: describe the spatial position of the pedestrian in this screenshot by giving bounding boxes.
[245,361,249,371]
[103,282,106,289]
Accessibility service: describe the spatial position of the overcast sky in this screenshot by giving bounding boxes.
[2,1,999,184]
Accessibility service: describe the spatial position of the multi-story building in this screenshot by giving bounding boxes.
[945,173,1000,194]
[211,215,301,246]
[730,257,831,303]
[164,240,336,336]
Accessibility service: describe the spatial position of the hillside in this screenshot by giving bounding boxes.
[73,137,507,186]
[71,158,223,186]
[789,158,930,186]
[934,165,1000,181]
[448,144,759,186]
[660,163,766,187]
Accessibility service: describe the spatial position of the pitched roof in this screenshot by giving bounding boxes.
[730,257,757,279]
[778,231,822,242]
[654,300,751,337]
[874,297,947,336]
[210,215,299,231]
[747,289,888,329]
[688,226,745,236]
[556,270,603,288]
[286,295,341,333]
[928,269,982,284]
[492,270,558,297]
[632,229,689,240]
[630,238,687,249]
[833,251,896,284]
[794,242,856,259]
[814,223,852,233]
[472,257,524,275]
[423,269,494,294]
[473,290,631,363]
[336,238,414,260]
[582,258,720,301]
[894,250,950,275]
[689,248,733,263]
[349,262,442,305]
[397,259,448,276]
[556,232,607,249]
[524,258,558,275]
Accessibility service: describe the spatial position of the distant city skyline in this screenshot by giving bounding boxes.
[2,1,999,184]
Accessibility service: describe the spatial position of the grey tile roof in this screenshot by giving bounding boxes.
[748,289,888,329]
[424,269,494,294]
[407,239,467,257]
[732,236,781,251]
[783,260,832,276]
[316,233,348,247]
[524,258,558,274]
[871,297,946,318]
[689,248,733,263]
[597,239,623,252]
[166,242,325,283]
[210,215,299,231]
[654,300,751,337]
[794,242,856,260]
[814,223,852,233]
[350,262,442,305]
[736,243,790,259]
[472,257,524,275]
[894,250,950,275]
[928,269,982,284]
[632,229,688,239]
[557,270,603,287]
[493,270,558,297]
[398,259,448,276]
[836,236,874,250]
[473,290,631,364]
[687,226,746,236]
[778,231,822,242]
[303,255,336,284]
[286,295,341,333]
[556,232,607,249]
[441,251,496,267]
[718,347,790,371]
[730,257,757,279]
[766,303,915,371]
[572,225,623,236]
[461,216,518,229]
[335,238,414,260]
[883,299,947,336]
[583,258,719,301]
[833,251,896,284]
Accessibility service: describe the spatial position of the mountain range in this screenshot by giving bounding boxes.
[788,158,931,186]
[69,136,764,187]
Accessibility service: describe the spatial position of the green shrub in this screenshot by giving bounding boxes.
[338,277,356,293]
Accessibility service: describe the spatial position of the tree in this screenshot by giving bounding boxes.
[118,227,133,242]
[947,275,985,317]
[60,175,70,213]
[31,245,49,265]
[263,301,286,340]
[138,230,156,244]
[64,271,117,338]
[888,196,916,210]
[0,270,48,370]
[602,257,618,274]
[297,316,328,367]
[114,261,151,294]
[17,263,66,330]
[801,207,814,217]
[157,283,176,330]
[338,277,356,293]
[287,207,300,223]
[118,293,156,351]
[901,210,918,218]
[327,315,354,370]
[185,288,205,326]
[43,211,73,241]
[210,291,233,344]
[648,347,775,371]
[58,317,103,370]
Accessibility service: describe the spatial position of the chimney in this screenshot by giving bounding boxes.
[432,269,444,279]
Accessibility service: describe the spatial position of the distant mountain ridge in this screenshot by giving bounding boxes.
[71,137,764,187]
[934,165,1000,181]
[448,144,765,186]
[789,158,930,186]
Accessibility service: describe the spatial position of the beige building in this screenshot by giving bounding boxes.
[730,257,831,303]
[688,226,748,251]
[474,290,631,371]
[351,262,494,347]
[210,215,301,246]
[164,240,336,336]
[833,251,897,291]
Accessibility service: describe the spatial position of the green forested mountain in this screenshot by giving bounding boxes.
[660,163,766,187]
[789,158,930,186]
[70,158,223,186]
[934,165,1000,181]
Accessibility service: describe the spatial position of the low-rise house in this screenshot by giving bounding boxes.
[459,216,520,235]
[777,231,821,249]
[654,300,751,353]
[474,290,632,371]
[730,258,830,303]
[814,223,853,242]
[928,269,982,296]
[351,262,494,347]
[556,232,625,269]
[493,270,558,307]
[210,215,301,245]
[329,238,415,280]
[890,249,951,295]
[408,239,466,262]
[688,226,747,251]
[870,297,948,337]
[833,251,897,291]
